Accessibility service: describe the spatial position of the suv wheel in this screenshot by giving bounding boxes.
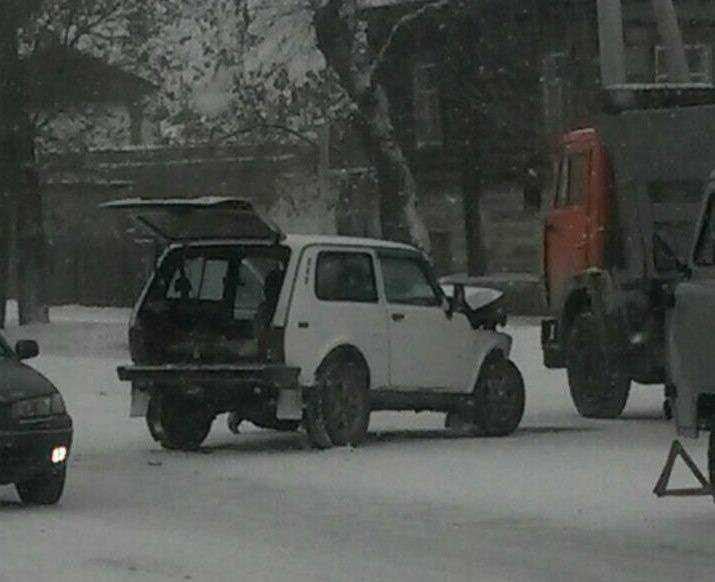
[147,392,213,451]
[473,356,525,436]
[567,312,631,419]
[16,465,67,505]
[304,355,370,448]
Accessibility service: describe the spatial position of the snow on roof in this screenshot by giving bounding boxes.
[176,234,419,252]
[100,197,253,209]
[283,234,418,252]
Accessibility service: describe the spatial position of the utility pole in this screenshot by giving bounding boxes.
[651,0,690,83]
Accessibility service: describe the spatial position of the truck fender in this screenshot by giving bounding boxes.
[467,331,513,391]
[558,269,616,343]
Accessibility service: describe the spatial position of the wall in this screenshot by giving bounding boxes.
[40,143,328,306]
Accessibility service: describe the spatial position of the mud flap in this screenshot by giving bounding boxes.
[276,388,303,420]
[653,440,713,500]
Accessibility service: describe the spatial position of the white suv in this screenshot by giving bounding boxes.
[107,197,525,450]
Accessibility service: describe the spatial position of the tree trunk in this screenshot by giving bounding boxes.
[0,5,49,325]
[16,166,48,325]
[0,193,9,328]
[460,149,487,276]
[314,0,431,251]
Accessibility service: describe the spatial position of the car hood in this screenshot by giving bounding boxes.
[0,359,58,404]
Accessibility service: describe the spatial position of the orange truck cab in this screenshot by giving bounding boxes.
[541,102,715,419]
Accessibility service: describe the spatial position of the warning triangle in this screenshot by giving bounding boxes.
[653,440,713,499]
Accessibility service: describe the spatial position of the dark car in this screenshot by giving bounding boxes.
[0,334,72,505]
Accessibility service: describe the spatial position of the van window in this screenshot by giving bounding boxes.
[316,252,378,303]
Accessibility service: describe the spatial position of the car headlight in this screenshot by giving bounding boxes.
[12,394,65,419]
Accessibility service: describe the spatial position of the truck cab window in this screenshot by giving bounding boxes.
[555,153,589,208]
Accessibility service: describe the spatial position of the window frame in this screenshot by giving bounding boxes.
[413,59,444,149]
[314,250,379,304]
[655,43,713,84]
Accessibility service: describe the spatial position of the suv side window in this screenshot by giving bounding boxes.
[315,251,378,303]
[379,253,441,307]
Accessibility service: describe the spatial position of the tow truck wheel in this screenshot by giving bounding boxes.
[146,392,213,451]
[473,356,525,437]
[15,465,67,505]
[567,312,631,419]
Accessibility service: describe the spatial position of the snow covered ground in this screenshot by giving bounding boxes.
[1,309,714,581]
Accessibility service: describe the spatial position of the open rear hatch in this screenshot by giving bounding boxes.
[101,196,283,243]
[105,197,295,391]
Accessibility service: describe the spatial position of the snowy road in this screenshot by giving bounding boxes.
[1,316,714,581]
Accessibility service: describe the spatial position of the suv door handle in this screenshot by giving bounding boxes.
[391,313,405,322]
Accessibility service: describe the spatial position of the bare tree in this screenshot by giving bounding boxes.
[0,0,180,326]
[248,0,444,251]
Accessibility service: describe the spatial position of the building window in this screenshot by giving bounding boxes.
[655,44,712,84]
[413,61,444,148]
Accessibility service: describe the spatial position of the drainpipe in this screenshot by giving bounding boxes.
[650,0,690,83]
[597,0,627,87]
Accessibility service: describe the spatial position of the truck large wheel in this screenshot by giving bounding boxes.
[146,393,213,451]
[304,354,370,448]
[567,312,631,419]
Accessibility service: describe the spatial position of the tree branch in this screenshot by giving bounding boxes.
[369,0,451,80]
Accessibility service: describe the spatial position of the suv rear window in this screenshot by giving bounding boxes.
[166,257,229,301]
[315,252,378,303]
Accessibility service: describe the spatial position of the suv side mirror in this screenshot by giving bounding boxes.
[15,340,39,360]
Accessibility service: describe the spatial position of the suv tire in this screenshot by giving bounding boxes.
[567,312,631,419]
[473,356,525,436]
[16,465,67,505]
[445,355,525,437]
[147,392,213,451]
[304,355,370,448]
